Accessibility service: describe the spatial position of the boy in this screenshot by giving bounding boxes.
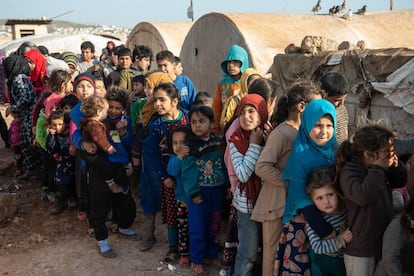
[320,71,349,144]
[173,56,183,76]
[118,48,141,94]
[133,45,153,75]
[212,44,249,133]
[78,41,97,73]
[156,50,196,112]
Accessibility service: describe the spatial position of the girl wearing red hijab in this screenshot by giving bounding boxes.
[228,93,268,275]
[24,49,46,97]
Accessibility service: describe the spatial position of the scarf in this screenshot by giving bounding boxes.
[229,94,268,206]
[24,49,46,95]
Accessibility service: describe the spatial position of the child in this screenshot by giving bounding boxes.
[253,82,323,276]
[137,82,189,254]
[173,56,183,76]
[305,167,353,276]
[132,45,153,75]
[194,91,213,107]
[60,94,80,114]
[320,72,350,144]
[156,50,197,112]
[335,124,407,275]
[212,44,249,133]
[129,74,146,108]
[182,105,227,275]
[46,109,75,214]
[9,111,22,177]
[118,47,140,94]
[44,69,73,119]
[94,78,107,98]
[275,99,338,275]
[78,41,97,73]
[167,125,191,269]
[228,94,268,275]
[220,68,262,130]
[24,49,46,97]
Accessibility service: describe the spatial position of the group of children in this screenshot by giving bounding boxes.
[1,41,413,276]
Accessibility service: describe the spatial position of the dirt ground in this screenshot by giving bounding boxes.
[0,142,224,275]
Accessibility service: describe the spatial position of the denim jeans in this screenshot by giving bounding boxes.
[344,254,375,276]
[233,210,261,276]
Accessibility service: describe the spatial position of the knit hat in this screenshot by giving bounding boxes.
[61,51,79,68]
[46,56,69,77]
[74,72,96,90]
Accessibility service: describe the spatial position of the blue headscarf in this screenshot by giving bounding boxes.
[282,99,338,223]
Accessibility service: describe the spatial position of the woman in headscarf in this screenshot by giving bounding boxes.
[24,49,46,97]
[4,54,41,178]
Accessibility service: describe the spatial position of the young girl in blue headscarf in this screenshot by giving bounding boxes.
[274,99,338,275]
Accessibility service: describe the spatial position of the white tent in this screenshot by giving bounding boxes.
[0,33,124,57]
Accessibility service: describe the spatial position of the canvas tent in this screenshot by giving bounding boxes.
[180,11,414,97]
[0,33,123,57]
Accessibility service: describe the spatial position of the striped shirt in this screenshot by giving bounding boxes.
[230,142,263,214]
[305,208,348,256]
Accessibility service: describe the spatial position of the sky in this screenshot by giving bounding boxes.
[2,0,414,29]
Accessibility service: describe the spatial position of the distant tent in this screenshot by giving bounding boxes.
[0,33,124,57]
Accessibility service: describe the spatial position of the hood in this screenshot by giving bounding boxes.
[220,44,249,75]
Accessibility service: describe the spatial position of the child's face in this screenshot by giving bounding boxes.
[62,80,73,95]
[239,104,261,131]
[309,115,334,146]
[227,60,242,76]
[76,80,94,101]
[62,105,72,114]
[132,82,144,94]
[153,89,178,117]
[68,64,76,74]
[191,112,213,139]
[119,55,132,69]
[172,131,186,156]
[327,95,347,108]
[144,83,153,98]
[94,80,107,97]
[157,59,175,76]
[81,48,94,62]
[107,100,125,119]
[50,118,65,134]
[311,185,339,215]
[97,104,109,121]
[174,62,183,76]
[135,57,151,71]
[25,57,35,71]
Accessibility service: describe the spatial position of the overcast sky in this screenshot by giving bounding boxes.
[2,0,413,28]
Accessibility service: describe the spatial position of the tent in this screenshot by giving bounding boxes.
[0,33,124,57]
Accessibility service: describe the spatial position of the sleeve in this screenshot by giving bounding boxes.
[130,99,139,131]
[167,155,181,177]
[69,121,83,149]
[119,70,129,91]
[119,116,133,149]
[219,97,238,130]
[255,129,286,186]
[87,123,112,152]
[32,97,43,128]
[35,112,48,150]
[379,216,405,275]
[212,83,223,133]
[182,155,201,198]
[305,223,344,255]
[301,205,334,238]
[46,133,56,153]
[11,76,36,112]
[230,142,262,183]
[186,78,197,110]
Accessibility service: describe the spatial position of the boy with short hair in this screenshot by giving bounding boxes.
[173,56,183,76]
[320,71,349,144]
[78,41,97,73]
[118,48,141,94]
[156,50,196,112]
[133,45,153,75]
[212,44,249,133]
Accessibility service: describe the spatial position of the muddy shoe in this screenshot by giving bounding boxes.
[119,228,142,241]
[139,236,156,251]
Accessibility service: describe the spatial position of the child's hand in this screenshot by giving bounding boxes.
[82,142,97,154]
[341,229,353,243]
[250,127,264,145]
[177,145,190,160]
[107,145,116,154]
[49,128,56,135]
[263,121,273,142]
[389,152,398,168]
[163,178,175,189]
[192,195,203,205]
[116,116,128,130]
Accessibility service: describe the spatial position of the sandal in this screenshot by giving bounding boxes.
[179,256,191,269]
[164,248,179,263]
[192,263,205,276]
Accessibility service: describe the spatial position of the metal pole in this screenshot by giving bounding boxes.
[191,0,194,21]
[390,0,394,10]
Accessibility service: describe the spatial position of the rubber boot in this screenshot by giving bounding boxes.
[51,185,65,214]
[140,214,156,251]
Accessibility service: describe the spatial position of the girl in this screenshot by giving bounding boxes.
[228,94,268,275]
[44,69,73,119]
[182,105,227,276]
[24,49,46,97]
[46,109,74,214]
[275,99,338,275]
[335,125,407,275]
[305,167,353,276]
[253,82,323,276]
[167,125,191,269]
[137,82,188,254]
[3,54,41,179]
